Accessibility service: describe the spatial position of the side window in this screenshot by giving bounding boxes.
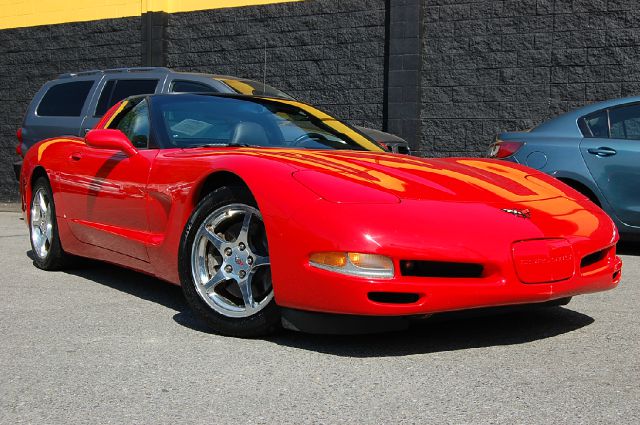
[581,110,609,138]
[609,104,640,140]
[171,80,217,93]
[36,81,93,117]
[94,79,158,117]
[114,101,150,149]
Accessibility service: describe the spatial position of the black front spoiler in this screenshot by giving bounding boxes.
[279,298,572,335]
[280,308,412,335]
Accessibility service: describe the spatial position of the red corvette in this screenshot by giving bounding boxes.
[20,94,622,336]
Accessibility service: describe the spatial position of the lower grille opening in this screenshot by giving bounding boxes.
[581,249,607,269]
[368,292,419,304]
[613,270,621,281]
[400,260,484,278]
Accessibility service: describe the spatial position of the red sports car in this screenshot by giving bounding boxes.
[20,94,622,336]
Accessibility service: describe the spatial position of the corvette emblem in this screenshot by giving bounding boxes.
[502,208,531,219]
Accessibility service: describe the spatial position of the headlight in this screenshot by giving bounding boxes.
[309,252,394,279]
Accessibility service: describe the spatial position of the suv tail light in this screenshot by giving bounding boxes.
[488,140,523,158]
[377,142,390,152]
[16,128,23,157]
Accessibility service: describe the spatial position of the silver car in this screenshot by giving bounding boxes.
[488,96,640,241]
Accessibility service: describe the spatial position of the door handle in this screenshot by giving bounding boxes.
[70,153,82,161]
[587,147,617,157]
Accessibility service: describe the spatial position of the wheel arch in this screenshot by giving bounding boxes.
[556,176,601,207]
[192,170,256,207]
[24,166,49,223]
[31,166,49,188]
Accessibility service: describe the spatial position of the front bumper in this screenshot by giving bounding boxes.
[280,247,621,316]
[277,230,622,316]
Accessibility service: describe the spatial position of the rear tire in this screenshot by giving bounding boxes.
[178,185,280,337]
[29,177,70,270]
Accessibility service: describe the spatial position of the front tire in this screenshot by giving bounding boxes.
[179,186,280,337]
[29,177,70,270]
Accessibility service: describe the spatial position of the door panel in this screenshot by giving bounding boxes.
[580,137,640,226]
[63,147,158,261]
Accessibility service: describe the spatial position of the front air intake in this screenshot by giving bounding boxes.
[368,292,420,304]
[580,249,608,269]
[400,260,484,278]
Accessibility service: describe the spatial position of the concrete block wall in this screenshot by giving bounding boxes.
[166,0,387,129]
[0,18,141,200]
[2,0,640,200]
[419,0,640,157]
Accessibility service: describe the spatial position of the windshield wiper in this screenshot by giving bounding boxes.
[190,142,258,148]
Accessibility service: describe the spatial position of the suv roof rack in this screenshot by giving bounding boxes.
[58,67,173,79]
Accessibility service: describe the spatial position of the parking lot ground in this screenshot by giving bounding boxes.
[1,210,639,424]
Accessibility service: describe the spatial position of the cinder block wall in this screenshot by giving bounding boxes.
[0,19,141,200]
[419,0,640,157]
[2,0,640,200]
[166,0,386,129]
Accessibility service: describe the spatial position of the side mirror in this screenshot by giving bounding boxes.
[85,129,138,157]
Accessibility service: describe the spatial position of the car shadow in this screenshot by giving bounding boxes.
[265,307,594,357]
[30,250,595,357]
[28,251,190,314]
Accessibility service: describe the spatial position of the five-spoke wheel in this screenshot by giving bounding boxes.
[191,204,272,317]
[29,177,70,270]
[30,186,53,260]
[179,185,280,337]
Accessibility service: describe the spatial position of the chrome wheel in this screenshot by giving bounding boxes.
[191,203,272,318]
[30,187,53,259]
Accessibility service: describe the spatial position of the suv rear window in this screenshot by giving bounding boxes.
[37,81,94,117]
[171,80,217,93]
[95,79,159,117]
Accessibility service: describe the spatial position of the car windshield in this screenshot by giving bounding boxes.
[153,94,382,151]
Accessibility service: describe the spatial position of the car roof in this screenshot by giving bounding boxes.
[57,67,265,81]
[532,95,640,135]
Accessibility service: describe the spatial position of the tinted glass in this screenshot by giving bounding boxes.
[154,95,369,151]
[114,100,150,148]
[94,80,116,117]
[609,104,640,140]
[217,78,294,99]
[171,80,217,93]
[583,111,609,138]
[94,79,158,117]
[37,81,93,117]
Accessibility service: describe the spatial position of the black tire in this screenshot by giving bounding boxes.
[178,185,280,337]
[29,177,70,270]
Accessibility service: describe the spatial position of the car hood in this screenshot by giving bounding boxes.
[262,149,570,204]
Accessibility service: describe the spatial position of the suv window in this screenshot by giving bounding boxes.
[581,110,609,138]
[95,79,158,117]
[171,80,217,93]
[37,81,94,117]
[609,103,640,140]
[113,100,150,148]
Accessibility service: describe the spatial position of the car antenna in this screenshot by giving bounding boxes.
[263,39,267,94]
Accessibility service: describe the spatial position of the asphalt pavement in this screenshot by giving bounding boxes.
[1,210,639,424]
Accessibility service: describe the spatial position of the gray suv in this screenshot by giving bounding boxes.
[14,67,409,178]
